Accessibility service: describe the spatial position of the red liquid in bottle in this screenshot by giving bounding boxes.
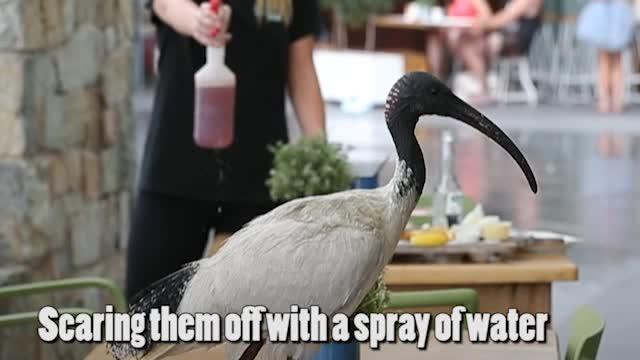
[194,46,236,149]
[194,86,236,148]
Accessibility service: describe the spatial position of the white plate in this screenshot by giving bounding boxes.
[511,229,582,245]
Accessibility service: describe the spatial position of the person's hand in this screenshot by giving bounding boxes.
[471,17,490,34]
[192,2,232,47]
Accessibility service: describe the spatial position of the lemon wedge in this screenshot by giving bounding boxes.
[482,221,512,242]
[410,228,450,247]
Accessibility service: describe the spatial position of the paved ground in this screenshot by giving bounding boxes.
[135,93,640,358]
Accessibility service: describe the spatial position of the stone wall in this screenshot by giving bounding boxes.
[0,1,136,359]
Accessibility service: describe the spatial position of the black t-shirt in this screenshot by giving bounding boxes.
[140,0,320,203]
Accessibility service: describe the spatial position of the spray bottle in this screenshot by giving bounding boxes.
[194,0,236,149]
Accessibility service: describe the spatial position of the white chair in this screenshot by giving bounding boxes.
[493,55,539,106]
[555,21,597,105]
[529,22,559,101]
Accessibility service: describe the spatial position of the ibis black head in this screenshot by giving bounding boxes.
[385,72,538,193]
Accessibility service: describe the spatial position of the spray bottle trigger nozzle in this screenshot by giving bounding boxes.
[210,0,221,12]
[209,0,222,37]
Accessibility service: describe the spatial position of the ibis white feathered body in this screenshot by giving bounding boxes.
[114,161,418,360]
[182,161,416,359]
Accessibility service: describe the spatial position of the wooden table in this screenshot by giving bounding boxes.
[385,252,578,314]
[365,14,472,51]
[87,330,560,360]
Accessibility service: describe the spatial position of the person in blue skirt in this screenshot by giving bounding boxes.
[577,0,636,113]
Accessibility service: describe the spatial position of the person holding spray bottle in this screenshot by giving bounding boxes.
[126,0,325,300]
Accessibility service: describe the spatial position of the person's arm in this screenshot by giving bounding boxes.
[151,0,231,46]
[471,0,493,19]
[483,0,539,30]
[288,35,326,137]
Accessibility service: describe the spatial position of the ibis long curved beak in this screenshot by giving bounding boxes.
[440,93,538,193]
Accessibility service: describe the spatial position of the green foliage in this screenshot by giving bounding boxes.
[267,136,353,202]
[413,0,437,5]
[320,0,394,28]
[355,274,390,314]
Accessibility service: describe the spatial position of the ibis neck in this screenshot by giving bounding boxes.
[388,115,425,201]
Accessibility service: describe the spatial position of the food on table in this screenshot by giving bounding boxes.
[477,215,500,227]
[482,221,512,242]
[450,224,480,244]
[461,204,484,225]
[404,203,515,245]
[410,227,451,247]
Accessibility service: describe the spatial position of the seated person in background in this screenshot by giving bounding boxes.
[473,0,544,58]
[444,0,493,104]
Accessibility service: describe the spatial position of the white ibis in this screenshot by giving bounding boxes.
[109,72,537,360]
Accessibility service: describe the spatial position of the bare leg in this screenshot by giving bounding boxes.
[598,133,613,156]
[610,51,624,113]
[597,51,612,113]
[447,30,489,98]
[427,31,447,79]
[446,28,463,60]
[487,32,503,63]
[457,32,489,100]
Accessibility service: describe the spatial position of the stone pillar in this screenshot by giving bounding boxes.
[0,1,136,358]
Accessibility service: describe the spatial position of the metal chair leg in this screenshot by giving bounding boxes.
[495,59,510,104]
[518,57,539,106]
[365,16,376,51]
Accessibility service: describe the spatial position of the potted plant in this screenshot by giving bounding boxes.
[267,136,390,359]
[267,136,353,201]
[319,0,394,47]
